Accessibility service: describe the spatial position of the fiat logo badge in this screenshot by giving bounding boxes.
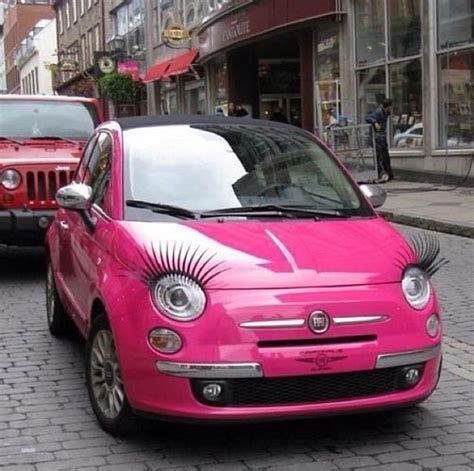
[308,311,330,334]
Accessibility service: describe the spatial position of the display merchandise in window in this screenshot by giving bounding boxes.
[355,0,385,66]
[390,59,423,148]
[438,0,473,49]
[389,0,421,59]
[438,49,473,148]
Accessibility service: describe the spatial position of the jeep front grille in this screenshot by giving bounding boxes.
[26,170,75,204]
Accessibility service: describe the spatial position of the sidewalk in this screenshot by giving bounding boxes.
[377,180,474,238]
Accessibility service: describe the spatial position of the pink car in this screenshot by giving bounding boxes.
[46,116,444,435]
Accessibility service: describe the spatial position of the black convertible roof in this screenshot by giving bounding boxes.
[115,115,291,130]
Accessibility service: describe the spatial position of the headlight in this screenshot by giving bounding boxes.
[153,274,206,321]
[1,169,21,190]
[402,266,431,310]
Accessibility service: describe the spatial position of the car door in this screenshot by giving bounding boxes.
[57,134,99,319]
[67,131,114,332]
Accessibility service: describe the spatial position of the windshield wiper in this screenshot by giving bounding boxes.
[203,204,348,219]
[29,136,79,146]
[126,200,199,220]
[0,136,24,145]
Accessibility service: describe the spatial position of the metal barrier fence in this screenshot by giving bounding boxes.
[325,123,378,182]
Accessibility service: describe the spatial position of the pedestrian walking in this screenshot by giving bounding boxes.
[365,98,394,182]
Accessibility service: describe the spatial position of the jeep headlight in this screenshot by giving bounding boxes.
[402,266,431,310]
[1,169,21,190]
[153,274,206,321]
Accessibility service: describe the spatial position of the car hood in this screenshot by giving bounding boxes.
[115,217,410,289]
[0,142,82,167]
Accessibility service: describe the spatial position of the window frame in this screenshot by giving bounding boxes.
[353,0,423,151]
[434,0,473,150]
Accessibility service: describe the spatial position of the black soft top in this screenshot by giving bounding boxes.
[115,115,292,130]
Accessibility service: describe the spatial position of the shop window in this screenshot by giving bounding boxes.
[437,0,473,50]
[355,0,385,66]
[438,49,473,148]
[357,66,386,124]
[314,23,341,132]
[390,59,423,149]
[389,0,421,59]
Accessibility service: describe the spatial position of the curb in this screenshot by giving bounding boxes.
[378,210,474,239]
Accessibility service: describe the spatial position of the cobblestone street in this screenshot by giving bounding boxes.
[0,225,473,471]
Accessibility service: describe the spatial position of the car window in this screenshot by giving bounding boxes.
[85,132,113,213]
[75,135,98,183]
[0,100,99,140]
[124,124,371,220]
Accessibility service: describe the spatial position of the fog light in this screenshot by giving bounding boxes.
[404,367,421,387]
[426,314,440,338]
[149,328,182,354]
[202,383,222,401]
[38,216,50,229]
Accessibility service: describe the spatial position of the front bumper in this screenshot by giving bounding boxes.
[112,283,442,421]
[0,209,55,245]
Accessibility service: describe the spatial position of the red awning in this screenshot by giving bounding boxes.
[166,49,199,77]
[142,59,173,83]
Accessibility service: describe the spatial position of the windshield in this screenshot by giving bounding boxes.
[0,100,99,141]
[124,124,372,220]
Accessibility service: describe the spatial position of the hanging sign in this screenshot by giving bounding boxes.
[163,24,191,48]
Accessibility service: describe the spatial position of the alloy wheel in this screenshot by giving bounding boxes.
[90,330,125,419]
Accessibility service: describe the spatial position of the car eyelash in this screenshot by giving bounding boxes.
[129,241,229,288]
[393,233,449,277]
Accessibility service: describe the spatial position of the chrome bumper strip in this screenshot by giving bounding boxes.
[332,315,388,326]
[240,319,305,329]
[376,344,442,369]
[156,361,263,378]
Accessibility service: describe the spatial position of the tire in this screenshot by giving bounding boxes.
[86,314,138,436]
[46,261,72,336]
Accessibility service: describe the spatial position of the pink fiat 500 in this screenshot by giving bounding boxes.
[46,116,444,435]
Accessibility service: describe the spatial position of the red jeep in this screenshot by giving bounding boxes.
[0,95,101,246]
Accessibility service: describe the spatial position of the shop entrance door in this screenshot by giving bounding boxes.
[259,95,301,125]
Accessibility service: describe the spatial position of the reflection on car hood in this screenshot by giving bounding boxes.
[115,217,410,289]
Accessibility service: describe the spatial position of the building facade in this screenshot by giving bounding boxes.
[143,0,473,179]
[0,2,7,94]
[17,19,57,94]
[52,0,106,97]
[3,0,54,93]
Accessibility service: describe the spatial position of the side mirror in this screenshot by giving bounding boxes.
[360,183,387,209]
[56,183,93,211]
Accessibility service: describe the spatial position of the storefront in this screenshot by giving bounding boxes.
[346,0,473,178]
[198,0,341,129]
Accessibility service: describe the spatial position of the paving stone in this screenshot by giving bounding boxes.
[0,225,473,470]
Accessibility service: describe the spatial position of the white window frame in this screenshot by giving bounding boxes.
[65,1,71,29]
[72,0,77,23]
[57,6,64,34]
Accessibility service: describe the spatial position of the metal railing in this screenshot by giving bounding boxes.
[325,123,378,182]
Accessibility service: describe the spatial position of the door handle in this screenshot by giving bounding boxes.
[59,220,69,230]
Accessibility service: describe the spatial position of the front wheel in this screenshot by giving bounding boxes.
[86,314,137,435]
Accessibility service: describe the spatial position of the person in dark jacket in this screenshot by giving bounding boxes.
[366,98,394,182]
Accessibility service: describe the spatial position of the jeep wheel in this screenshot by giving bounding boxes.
[86,314,137,436]
[46,262,71,336]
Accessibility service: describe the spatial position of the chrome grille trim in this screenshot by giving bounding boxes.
[332,315,389,326]
[156,361,263,378]
[240,319,305,329]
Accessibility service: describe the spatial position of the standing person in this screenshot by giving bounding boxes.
[228,102,236,116]
[365,98,394,182]
[235,103,249,117]
[270,107,288,123]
